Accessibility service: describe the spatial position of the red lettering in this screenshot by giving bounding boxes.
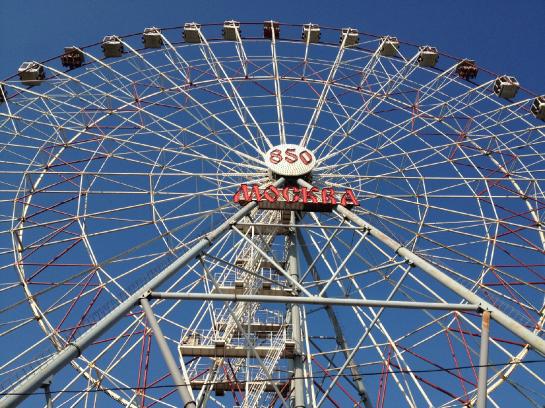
[263,185,280,202]
[321,188,337,204]
[268,148,314,166]
[285,148,297,164]
[233,184,261,203]
[341,189,360,206]
[302,187,319,203]
[269,149,282,164]
[282,186,300,203]
[234,184,358,209]
[299,150,313,165]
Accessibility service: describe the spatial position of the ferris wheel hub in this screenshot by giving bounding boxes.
[263,144,316,179]
[3,20,544,408]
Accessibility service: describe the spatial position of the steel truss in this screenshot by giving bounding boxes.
[1,179,543,406]
[1,21,544,408]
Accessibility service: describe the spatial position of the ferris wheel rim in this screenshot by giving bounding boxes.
[0,20,540,99]
[1,19,544,408]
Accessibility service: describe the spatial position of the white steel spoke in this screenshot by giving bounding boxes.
[1,22,543,408]
[270,27,286,144]
[195,28,273,151]
[299,32,348,147]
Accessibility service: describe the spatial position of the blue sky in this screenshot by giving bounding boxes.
[1,1,545,406]
[1,0,544,93]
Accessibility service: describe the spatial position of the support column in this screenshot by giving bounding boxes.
[40,377,53,408]
[140,298,196,407]
[288,212,305,408]
[476,311,490,408]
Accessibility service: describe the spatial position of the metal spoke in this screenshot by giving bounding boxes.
[1,22,543,408]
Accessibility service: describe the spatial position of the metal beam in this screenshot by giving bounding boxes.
[40,377,52,408]
[0,178,285,408]
[149,292,479,311]
[270,24,286,144]
[300,31,347,147]
[296,179,545,356]
[288,213,305,408]
[476,311,491,408]
[140,298,196,407]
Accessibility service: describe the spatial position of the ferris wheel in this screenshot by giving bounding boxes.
[0,20,544,408]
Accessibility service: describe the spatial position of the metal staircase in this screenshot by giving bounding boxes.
[179,209,296,406]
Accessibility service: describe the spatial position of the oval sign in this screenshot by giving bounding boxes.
[264,144,316,177]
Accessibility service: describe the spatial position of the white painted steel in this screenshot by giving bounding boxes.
[0,22,544,408]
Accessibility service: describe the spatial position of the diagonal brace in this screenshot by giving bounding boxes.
[140,297,195,407]
[0,179,285,407]
[297,178,545,357]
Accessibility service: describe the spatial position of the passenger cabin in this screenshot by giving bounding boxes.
[493,76,519,99]
[379,36,399,57]
[456,59,478,80]
[302,23,320,43]
[264,20,280,39]
[60,47,84,69]
[0,84,6,103]
[222,20,240,41]
[418,46,439,67]
[183,23,201,43]
[18,62,45,86]
[340,28,359,47]
[101,36,123,58]
[531,96,545,121]
[143,27,163,49]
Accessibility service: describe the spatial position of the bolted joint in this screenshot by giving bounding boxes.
[203,233,215,246]
[288,225,297,236]
[290,288,301,296]
[68,342,83,358]
[477,304,491,314]
[140,289,153,300]
[40,375,53,388]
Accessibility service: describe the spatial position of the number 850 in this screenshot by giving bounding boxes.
[269,148,313,165]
